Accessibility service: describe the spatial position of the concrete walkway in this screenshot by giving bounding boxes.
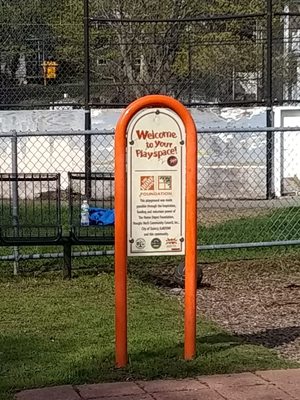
[16,369,300,400]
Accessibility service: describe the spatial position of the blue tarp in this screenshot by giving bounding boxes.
[88,207,115,226]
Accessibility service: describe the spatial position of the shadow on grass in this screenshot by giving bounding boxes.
[0,334,77,393]
[69,333,293,384]
[237,326,300,349]
[1,327,298,400]
[1,330,292,399]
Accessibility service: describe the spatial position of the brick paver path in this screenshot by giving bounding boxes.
[16,369,300,400]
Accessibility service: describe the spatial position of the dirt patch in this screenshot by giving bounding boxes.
[197,196,300,226]
[198,208,268,226]
[131,255,300,362]
[197,256,300,362]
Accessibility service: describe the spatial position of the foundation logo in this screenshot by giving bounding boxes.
[158,176,172,190]
[140,176,154,190]
[166,238,178,246]
[135,238,146,249]
[151,238,162,249]
[166,237,180,251]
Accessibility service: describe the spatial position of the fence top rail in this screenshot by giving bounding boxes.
[68,172,114,180]
[274,11,300,17]
[0,173,60,182]
[90,13,266,24]
[2,127,300,138]
[0,130,115,137]
[198,127,300,133]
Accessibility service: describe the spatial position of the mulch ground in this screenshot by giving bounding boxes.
[196,256,300,362]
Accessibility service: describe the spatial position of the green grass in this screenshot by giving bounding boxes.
[197,206,300,262]
[0,275,297,400]
[199,206,300,245]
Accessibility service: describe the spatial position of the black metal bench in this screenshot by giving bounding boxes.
[0,173,62,245]
[68,172,114,244]
[0,172,115,277]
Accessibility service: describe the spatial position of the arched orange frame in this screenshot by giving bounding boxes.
[114,95,197,368]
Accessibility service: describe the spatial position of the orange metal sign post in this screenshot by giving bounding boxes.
[114,95,197,367]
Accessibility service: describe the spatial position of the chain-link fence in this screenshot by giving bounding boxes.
[1,128,300,250]
[0,0,83,108]
[89,15,266,107]
[197,127,300,250]
[1,0,300,109]
[2,0,300,273]
[273,4,300,104]
[0,131,114,247]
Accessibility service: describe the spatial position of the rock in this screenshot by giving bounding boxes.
[170,288,183,295]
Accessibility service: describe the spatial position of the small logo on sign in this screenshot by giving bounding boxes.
[166,237,180,251]
[167,156,178,167]
[166,238,178,246]
[151,238,162,249]
[136,238,146,249]
[158,176,172,190]
[140,176,155,190]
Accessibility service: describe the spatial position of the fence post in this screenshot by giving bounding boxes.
[188,26,192,105]
[63,242,72,279]
[11,130,19,276]
[266,0,275,199]
[84,0,92,200]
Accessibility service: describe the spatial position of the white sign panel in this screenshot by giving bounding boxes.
[127,108,186,256]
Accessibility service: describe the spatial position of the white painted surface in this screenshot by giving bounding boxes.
[0,109,85,187]
[92,107,268,199]
[280,112,300,178]
[0,109,85,132]
[91,106,267,130]
[274,106,300,196]
[7,106,300,199]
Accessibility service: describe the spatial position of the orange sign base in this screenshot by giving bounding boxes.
[114,95,197,367]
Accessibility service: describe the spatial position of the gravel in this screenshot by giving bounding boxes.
[196,256,300,363]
